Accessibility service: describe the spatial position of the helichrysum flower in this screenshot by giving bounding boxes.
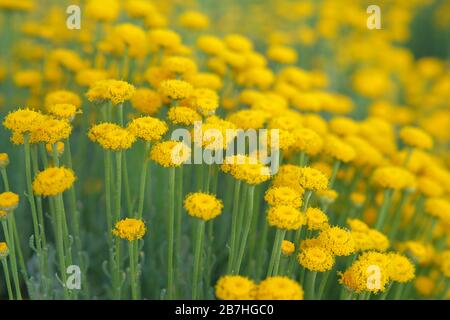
[0,242,9,258]
[131,88,163,115]
[85,0,120,22]
[317,226,355,256]
[46,142,65,156]
[414,276,434,297]
[221,155,271,185]
[168,106,201,126]
[323,134,356,163]
[305,207,329,231]
[281,240,295,256]
[417,177,443,198]
[197,35,225,55]
[88,123,136,151]
[150,141,191,167]
[46,103,79,121]
[400,126,433,150]
[112,218,146,241]
[347,218,370,233]
[86,79,135,105]
[184,88,219,116]
[158,79,193,100]
[224,34,253,52]
[267,45,298,64]
[297,167,329,192]
[179,10,209,30]
[0,153,9,168]
[424,197,450,221]
[185,72,223,90]
[264,186,302,208]
[255,276,304,300]
[345,135,384,168]
[3,108,45,134]
[400,241,434,266]
[372,166,416,190]
[32,167,76,196]
[215,275,256,300]
[127,117,168,142]
[271,165,305,193]
[350,192,366,206]
[227,109,268,130]
[75,68,108,87]
[267,205,304,230]
[161,56,197,75]
[290,128,323,156]
[329,117,360,136]
[387,253,415,283]
[367,229,390,252]
[0,192,19,211]
[298,246,335,272]
[184,192,223,221]
[148,29,181,51]
[45,90,82,109]
[33,117,72,144]
[438,250,450,278]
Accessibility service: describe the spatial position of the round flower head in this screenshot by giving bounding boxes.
[148,29,182,51]
[158,79,193,100]
[367,229,390,252]
[75,68,108,87]
[46,103,79,121]
[168,106,201,126]
[185,72,223,90]
[323,134,356,163]
[0,153,9,168]
[88,123,136,151]
[298,246,335,272]
[400,126,433,150]
[305,207,329,231]
[414,276,434,297]
[215,275,256,300]
[387,252,415,283]
[271,165,305,193]
[401,241,433,265]
[350,192,366,206]
[221,155,271,185]
[33,117,72,144]
[317,226,355,256]
[86,79,135,105]
[161,56,197,75]
[267,45,298,64]
[184,192,223,221]
[297,167,329,192]
[32,167,76,196]
[184,88,219,116]
[0,242,8,259]
[197,35,225,55]
[256,276,304,300]
[45,90,81,109]
[372,166,416,190]
[267,205,304,230]
[0,192,19,211]
[264,186,302,208]
[329,117,360,137]
[281,240,295,256]
[3,108,45,134]
[227,109,268,130]
[224,34,253,52]
[424,197,450,221]
[131,88,163,115]
[127,117,168,142]
[150,141,191,167]
[345,135,383,168]
[351,231,373,252]
[179,10,209,30]
[112,218,146,241]
[290,128,323,156]
[347,218,370,233]
[417,177,443,198]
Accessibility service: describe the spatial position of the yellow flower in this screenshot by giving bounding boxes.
[256,276,304,300]
[184,88,219,116]
[267,205,304,230]
[131,88,162,115]
[323,134,356,163]
[148,29,181,51]
[158,79,193,100]
[298,246,335,272]
[297,167,329,192]
[290,128,323,156]
[305,208,329,231]
[345,135,384,167]
[0,153,9,168]
[0,192,19,211]
[197,35,225,55]
[32,167,76,196]
[227,109,268,130]
[267,45,297,64]
[86,79,135,105]
[372,166,416,190]
[88,123,136,151]
[329,117,359,137]
[184,192,223,221]
[86,0,119,22]
[46,104,79,121]
[33,117,72,144]
[281,240,295,256]
[400,241,434,265]
[215,275,256,300]
[264,186,302,208]
[150,141,191,168]
[417,177,443,198]
[162,56,197,75]
[271,165,305,193]
[75,68,109,87]
[0,242,8,258]
[127,117,168,142]
[317,226,355,256]
[45,90,81,109]
[351,232,373,252]
[347,218,370,233]
[168,106,201,126]
[184,72,223,90]
[179,10,209,30]
[112,218,146,241]
[367,229,390,252]
[114,23,148,58]
[221,155,271,185]
[387,252,415,283]
[46,141,64,156]
[224,34,253,52]
[439,250,450,278]
[3,108,45,134]
[414,276,434,297]
[400,126,433,150]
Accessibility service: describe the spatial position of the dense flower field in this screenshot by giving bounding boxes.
[0,0,449,300]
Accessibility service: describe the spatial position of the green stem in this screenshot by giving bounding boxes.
[266,228,286,277]
[1,259,13,300]
[137,142,150,219]
[129,240,139,299]
[115,151,122,222]
[55,194,69,299]
[104,150,113,243]
[317,270,331,299]
[374,189,393,230]
[329,160,341,188]
[192,219,205,299]
[227,179,241,273]
[167,167,175,299]
[305,271,317,300]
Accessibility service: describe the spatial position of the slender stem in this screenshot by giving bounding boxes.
[374,189,393,230]
[104,150,113,243]
[192,219,205,299]
[329,160,341,188]
[227,179,241,273]
[115,151,122,222]
[137,142,150,219]
[267,229,286,277]
[174,165,183,297]
[1,259,13,300]
[305,271,317,300]
[55,194,69,299]
[255,219,269,281]
[317,270,331,299]
[129,241,139,299]
[167,167,175,299]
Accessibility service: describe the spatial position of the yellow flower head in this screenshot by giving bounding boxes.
[86,0,119,22]
[46,141,65,156]
[161,56,197,75]
[424,197,450,221]
[227,109,268,130]
[347,218,370,233]
[345,135,384,168]
[372,166,416,190]
[33,117,72,144]
[158,79,193,100]
[168,106,201,126]
[317,226,355,256]
[323,134,356,163]
[32,167,76,196]
[88,123,136,151]
[305,207,329,231]
[0,192,19,211]
[184,192,223,221]
[179,10,209,30]
[271,165,305,193]
[0,153,9,168]
[387,252,415,283]
[264,186,302,208]
[350,192,366,206]
[131,88,162,115]
[224,34,253,52]
[400,241,434,265]
[197,35,225,55]
[150,141,191,168]
[112,218,146,241]
[414,276,434,297]
[3,108,45,134]
[215,275,256,300]
[417,177,443,198]
[0,242,9,258]
[400,126,433,150]
[45,90,81,109]
[329,117,359,137]
[297,167,329,192]
[127,117,168,142]
[290,128,323,156]
[221,155,271,185]
[184,72,223,91]
[267,205,304,230]
[256,276,304,300]
[46,104,79,121]
[267,45,298,64]
[75,68,109,87]
[86,79,135,105]
[281,240,295,256]
[298,246,335,272]
[184,88,219,116]
[148,29,181,51]
[367,229,390,252]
